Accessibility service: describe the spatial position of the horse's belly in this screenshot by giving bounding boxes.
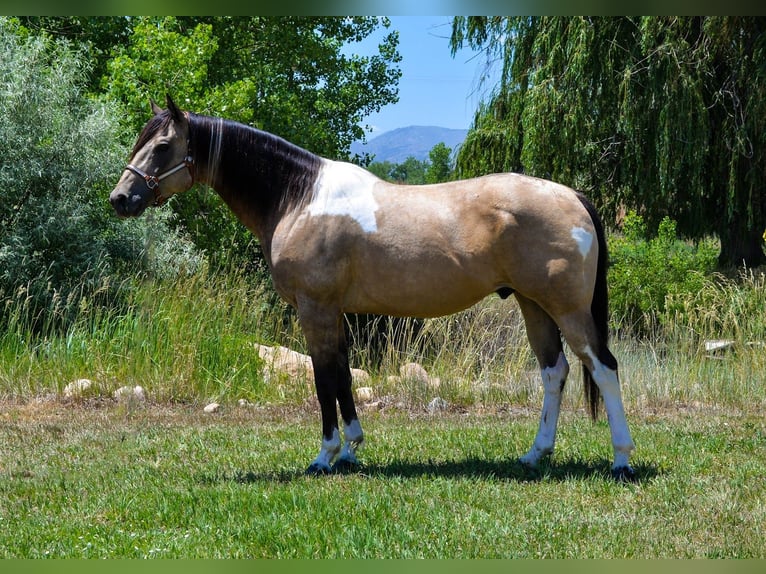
[343,257,497,318]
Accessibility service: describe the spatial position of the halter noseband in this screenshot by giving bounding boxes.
[125,154,194,207]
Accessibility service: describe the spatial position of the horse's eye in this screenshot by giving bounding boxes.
[155,142,170,154]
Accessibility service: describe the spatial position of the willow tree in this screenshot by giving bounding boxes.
[451,16,766,267]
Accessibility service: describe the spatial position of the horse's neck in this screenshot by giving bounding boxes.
[191,116,320,254]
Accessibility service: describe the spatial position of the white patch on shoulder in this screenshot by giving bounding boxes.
[307,159,379,233]
[571,226,594,258]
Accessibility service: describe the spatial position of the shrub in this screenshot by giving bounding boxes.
[0,19,201,332]
[608,210,718,335]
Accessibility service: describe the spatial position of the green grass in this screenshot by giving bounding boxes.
[0,401,763,558]
[1,268,765,558]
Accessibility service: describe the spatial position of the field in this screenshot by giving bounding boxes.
[1,271,765,558]
[1,398,764,558]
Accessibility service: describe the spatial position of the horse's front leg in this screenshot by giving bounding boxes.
[333,327,364,470]
[299,300,364,475]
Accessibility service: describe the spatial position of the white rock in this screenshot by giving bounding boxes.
[256,344,314,382]
[400,362,430,383]
[63,378,94,399]
[355,386,374,402]
[237,398,253,407]
[203,402,221,414]
[427,397,449,413]
[399,362,440,389]
[704,339,735,353]
[351,368,371,385]
[113,385,146,402]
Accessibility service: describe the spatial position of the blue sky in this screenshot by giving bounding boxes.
[346,16,499,137]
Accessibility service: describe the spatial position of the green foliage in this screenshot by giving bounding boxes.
[663,268,766,346]
[102,17,219,133]
[425,142,454,183]
[368,143,454,185]
[369,156,427,184]
[608,211,718,334]
[0,19,200,331]
[451,16,766,267]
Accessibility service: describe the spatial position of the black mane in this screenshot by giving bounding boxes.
[187,113,322,214]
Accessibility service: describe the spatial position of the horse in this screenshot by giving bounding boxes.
[110,96,636,481]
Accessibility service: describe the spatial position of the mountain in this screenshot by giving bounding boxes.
[351,126,468,164]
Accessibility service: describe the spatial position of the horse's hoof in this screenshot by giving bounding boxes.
[331,458,360,474]
[305,462,332,476]
[611,465,636,482]
[518,456,538,469]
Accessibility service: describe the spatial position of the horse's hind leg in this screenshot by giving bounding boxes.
[515,294,570,468]
[559,312,635,480]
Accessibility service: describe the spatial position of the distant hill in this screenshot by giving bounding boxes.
[351,126,468,164]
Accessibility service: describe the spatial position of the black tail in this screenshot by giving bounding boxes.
[575,192,611,421]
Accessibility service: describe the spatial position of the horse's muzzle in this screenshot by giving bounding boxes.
[109,188,150,218]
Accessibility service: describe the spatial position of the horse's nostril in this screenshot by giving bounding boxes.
[110,193,124,210]
[110,192,133,216]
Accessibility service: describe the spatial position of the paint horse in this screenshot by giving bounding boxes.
[110,96,636,480]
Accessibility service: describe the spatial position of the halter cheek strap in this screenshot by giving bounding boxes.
[125,154,195,207]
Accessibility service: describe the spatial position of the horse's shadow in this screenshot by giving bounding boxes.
[203,456,660,485]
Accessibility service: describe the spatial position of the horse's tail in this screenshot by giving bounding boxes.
[576,192,610,421]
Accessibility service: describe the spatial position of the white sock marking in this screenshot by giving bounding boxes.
[310,427,341,472]
[338,419,364,464]
[583,345,635,468]
[521,352,569,467]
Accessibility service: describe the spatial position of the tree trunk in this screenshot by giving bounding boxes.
[718,221,766,269]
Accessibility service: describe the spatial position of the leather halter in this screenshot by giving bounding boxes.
[124,151,194,207]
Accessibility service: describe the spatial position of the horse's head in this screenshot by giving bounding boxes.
[110,95,194,217]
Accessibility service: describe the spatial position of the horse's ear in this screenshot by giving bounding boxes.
[150,99,163,116]
[165,94,184,122]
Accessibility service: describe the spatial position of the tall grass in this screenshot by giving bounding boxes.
[1,266,765,413]
[0,268,304,404]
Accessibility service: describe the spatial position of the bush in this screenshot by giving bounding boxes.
[0,19,201,332]
[608,210,718,335]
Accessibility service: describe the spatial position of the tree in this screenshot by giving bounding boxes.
[451,17,766,267]
[390,157,427,184]
[425,142,454,183]
[0,19,198,329]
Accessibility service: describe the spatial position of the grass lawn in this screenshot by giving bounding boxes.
[1,399,763,558]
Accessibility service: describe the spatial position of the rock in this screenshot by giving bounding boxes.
[113,385,146,403]
[237,398,253,407]
[400,362,430,383]
[355,386,374,402]
[63,378,94,399]
[203,402,220,414]
[705,339,735,353]
[351,368,371,385]
[704,339,736,359]
[427,397,449,413]
[256,344,314,382]
[399,362,441,389]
